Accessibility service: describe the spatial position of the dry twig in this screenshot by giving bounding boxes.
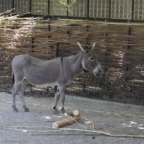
[0,125,144,138]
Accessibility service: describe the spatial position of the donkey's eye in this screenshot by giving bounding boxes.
[88,57,94,61]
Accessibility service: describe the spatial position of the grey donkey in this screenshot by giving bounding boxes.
[11,42,102,113]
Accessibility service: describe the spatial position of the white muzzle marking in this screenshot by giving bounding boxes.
[82,60,88,71]
[93,64,101,76]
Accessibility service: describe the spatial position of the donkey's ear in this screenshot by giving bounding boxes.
[77,41,85,52]
[90,42,96,50]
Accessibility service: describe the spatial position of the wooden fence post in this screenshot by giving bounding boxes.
[47,18,51,60]
[29,37,35,93]
[125,26,131,72]
[45,18,51,93]
[31,37,35,53]
[82,25,90,93]
[47,18,51,34]
[56,43,59,57]
[103,32,110,93]
[54,43,60,93]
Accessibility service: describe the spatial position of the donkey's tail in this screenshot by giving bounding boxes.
[11,71,15,89]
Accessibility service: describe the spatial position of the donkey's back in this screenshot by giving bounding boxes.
[12,54,62,70]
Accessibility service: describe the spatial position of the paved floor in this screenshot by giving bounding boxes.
[0,92,144,144]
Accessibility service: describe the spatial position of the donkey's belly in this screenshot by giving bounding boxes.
[25,75,59,87]
[24,65,60,86]
[33,82,59,88]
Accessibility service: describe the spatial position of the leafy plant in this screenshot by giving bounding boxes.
[59,0,76,8]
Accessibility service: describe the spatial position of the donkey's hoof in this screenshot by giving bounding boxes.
[52,106,59,112]
[59,107,66,114]
[24,108,29,112]
[12,105,18,112]
[13,108,18,112]
[51,106,60,114]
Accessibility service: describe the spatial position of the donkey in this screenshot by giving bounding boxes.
[11,42,102,113]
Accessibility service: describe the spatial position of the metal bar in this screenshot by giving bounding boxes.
[47,18,51,59]
[103,32,108,77]
[132,1,134,20]
[48,0,50,15]
[31,38,35,53]
[83,84,86,93]
[46,17,51,93]
[125,26,131,71]
[87,0,89,19]
[12,0,14,9]
[54,43,60,93]
[12,0,15,14]
[85,25,89,45]
[67,0,69,18]
[109,0,111,20]
[127,26,131,49]
[47,19,51,32]
[2,0,4,12]
[56,43,59,57]
[30,0,32,15]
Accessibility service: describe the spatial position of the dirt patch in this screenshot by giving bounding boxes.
[0,92,144,144]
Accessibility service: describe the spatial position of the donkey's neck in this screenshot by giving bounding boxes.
[66,51,83,75]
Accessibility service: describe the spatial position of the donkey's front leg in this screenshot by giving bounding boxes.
[60,86,66,114]
[52,89,60,111]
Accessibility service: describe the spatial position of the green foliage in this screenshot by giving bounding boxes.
[59,0,76,8]
[58,0,76,13]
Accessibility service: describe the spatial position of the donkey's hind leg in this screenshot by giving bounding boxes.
[12,83,21,112]
[18,80,29,112]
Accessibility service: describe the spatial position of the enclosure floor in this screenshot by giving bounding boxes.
[0,92,144,144]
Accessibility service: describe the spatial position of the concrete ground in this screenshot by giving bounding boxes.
[0,92,144,144]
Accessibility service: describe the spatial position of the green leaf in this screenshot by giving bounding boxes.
[59,0,77,13]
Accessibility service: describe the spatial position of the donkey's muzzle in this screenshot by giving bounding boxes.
[94,64,103,76]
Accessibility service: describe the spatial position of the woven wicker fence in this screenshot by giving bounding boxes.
[0,13,144,105]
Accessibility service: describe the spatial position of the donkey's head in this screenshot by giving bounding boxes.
[77,42,102,76]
